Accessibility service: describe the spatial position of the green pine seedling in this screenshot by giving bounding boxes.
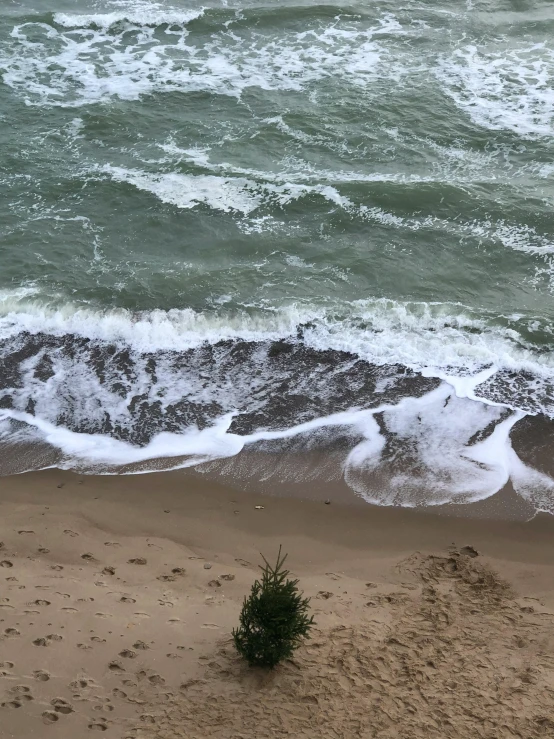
[233,547,314,668]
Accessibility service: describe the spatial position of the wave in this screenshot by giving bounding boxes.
[100,164,349,215]
[1,295,554,509]
[1,294,554,397]
[0,9,402,107]
[96,162,554,261]
[1,4,552,143]
[50,2,371,30]
[53,2,205,29]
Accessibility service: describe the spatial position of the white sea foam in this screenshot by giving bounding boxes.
[344,385,516,506]
[1,293,553,384]
[100,164,349,215]
[1,289,554,507]
[54,1,205,29]
[157,138,503,188]
[141,144,554,258]
[99,153,554,264]
[0,11,403,107]
[2,379,553,510]
[437,43,554,138]
[103,166,263,214]
[0,408,243,469]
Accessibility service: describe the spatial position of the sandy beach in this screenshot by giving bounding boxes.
[1,470,554,738]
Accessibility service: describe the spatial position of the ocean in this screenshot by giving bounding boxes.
[1,0,554,513]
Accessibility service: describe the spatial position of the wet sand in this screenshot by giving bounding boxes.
[1,470,554,738]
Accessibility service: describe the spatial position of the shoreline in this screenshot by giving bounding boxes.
[2,469,554,560]
[1,470,554,737]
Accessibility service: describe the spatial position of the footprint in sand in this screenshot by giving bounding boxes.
[132,641,149,651]
[81,553,97,562]
[62,607,78,613]
[108,662,125,673]
[102,567,116,576]
[50,565,64,571]
[51,698,74,714]
[235,558,251,567]
[64,530,78,537]
[104,542,120,548]
[95,613,112,619]
[55,592,71,599]
[400,582,418,591]
[119,596,136,604]
[34,670,50,681]
[18,530,34,535]
[69,679,91,690]
[10,685,34,708]
[119,649,137,659]
[32,599,51,606]
[88,722,108,731]
[15,695,33,704]
[128,558,147,566]
[11,686,32,696]
[42,711,59,724]
[0,662,15,670]
[38,547,50,554]
[78,643,93,650]
[91,636,107,643]
[33,634,63,646]
[5,628,20,637]
[2,700,23,709]
[0,561,13,568]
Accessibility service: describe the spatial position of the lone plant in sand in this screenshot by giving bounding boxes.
[233,547,314,668]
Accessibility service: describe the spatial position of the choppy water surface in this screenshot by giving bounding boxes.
[1,0,554,512]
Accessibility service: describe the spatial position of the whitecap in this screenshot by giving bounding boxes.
[436,42,554,138]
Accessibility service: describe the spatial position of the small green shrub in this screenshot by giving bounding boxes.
[233,547,314,668]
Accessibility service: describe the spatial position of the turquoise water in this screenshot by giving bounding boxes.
[1,0,554,511]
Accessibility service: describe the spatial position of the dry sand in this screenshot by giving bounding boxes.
[1,470,554,738]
